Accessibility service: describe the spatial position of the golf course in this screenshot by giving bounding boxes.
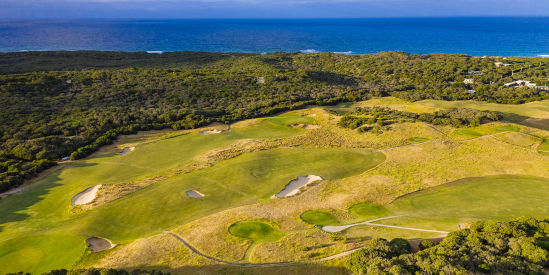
[1,96,548,274]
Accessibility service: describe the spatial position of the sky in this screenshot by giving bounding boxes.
[1,0,549,19]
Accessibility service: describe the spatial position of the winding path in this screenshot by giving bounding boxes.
[164,231,368,266]
[321,216,449,234]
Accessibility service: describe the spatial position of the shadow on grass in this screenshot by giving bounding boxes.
[500,112,549,131]
[0,162,97,232]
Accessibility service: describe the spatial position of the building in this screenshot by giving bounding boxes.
[467,90,476,94]
[537,86,549,92]
[504,80,537,88]
[463,79,474,85]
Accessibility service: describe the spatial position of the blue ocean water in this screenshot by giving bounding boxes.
[1,18,549,56]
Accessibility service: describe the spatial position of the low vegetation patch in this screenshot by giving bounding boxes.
[300,210,339,226]
[408,137,430,143]
[228,221,284,242]
[538,138,549,152]
[338,106,500,133]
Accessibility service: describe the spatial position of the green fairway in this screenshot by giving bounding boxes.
[390,175,549,220]
[349,202,390,219]
[300,210,339,226]
[228,221,284,241]
[0,112,385,273]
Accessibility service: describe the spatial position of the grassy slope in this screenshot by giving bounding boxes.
[0,112,384,274]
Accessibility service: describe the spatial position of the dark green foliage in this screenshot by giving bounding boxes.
[346,218,549,274]
[0,51,547,193]
[338,106,500,132]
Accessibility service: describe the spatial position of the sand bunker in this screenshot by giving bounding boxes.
[199,129,222,135]
[119,147,135,155]
[274,175,323,198]
[305,114,317,117]
[71,185,102,206]
[186,190,205,198]
[86,237,115,252]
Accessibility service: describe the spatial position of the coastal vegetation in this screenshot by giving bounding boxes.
[2,51,549,193]
[1,51,549,274]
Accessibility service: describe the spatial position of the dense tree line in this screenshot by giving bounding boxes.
[346,218,549,274]
[1,51,547,192]
[338,106,500,132]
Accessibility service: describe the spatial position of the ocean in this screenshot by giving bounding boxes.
[1,17,549,56]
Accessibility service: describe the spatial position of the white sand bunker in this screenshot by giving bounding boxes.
[304,114,317,117]
[119,147,135,155]
[273,175,323,198]
[199,129,222,135]
[86,237,115,252]
[71,185,102,206]
[186,190,205,198]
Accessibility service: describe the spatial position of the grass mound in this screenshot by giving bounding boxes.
[300,210,338,225]
[408,137,430,143]
[349,202,390,219]
[228,221,283,241]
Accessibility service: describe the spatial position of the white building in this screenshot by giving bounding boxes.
[463,79,474,85]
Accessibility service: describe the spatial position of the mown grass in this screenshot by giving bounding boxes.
[349,202,390,219]
[228,221,284,242]
[0,111,384,274]
[300,210,339,226]
[388,175,549,226]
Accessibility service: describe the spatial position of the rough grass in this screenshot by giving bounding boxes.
[408,137,430,143]
[228,221,284,242]
[300,210,339,226]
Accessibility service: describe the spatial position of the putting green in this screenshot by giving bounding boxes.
[228,221,283,241]
[349,202,390,219]
[539,138,549,152]
[390,175,549,219]
[0,112,385,274]
[300,210,338,226]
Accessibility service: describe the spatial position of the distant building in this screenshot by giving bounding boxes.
[495,62,512,67]
[467,90,476,94]
[504,80,537,88]
[256,77,265,84]
[61,156,70,161]
[463,79,474,85]
[468,71,483,75]
[537,86,549,92]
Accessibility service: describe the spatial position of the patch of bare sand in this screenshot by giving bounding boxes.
[186,190,205,198]
[199,129,222,135]
[273,175,323,198]
[71,185,102,206]
[119,147,134,155]
[87,237,115,252]
[303,124,321,130]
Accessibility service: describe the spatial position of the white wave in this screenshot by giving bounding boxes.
[333,51,353,55]
[300,49,318,54]
[146,51,163,54]
[538,54,549,58]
